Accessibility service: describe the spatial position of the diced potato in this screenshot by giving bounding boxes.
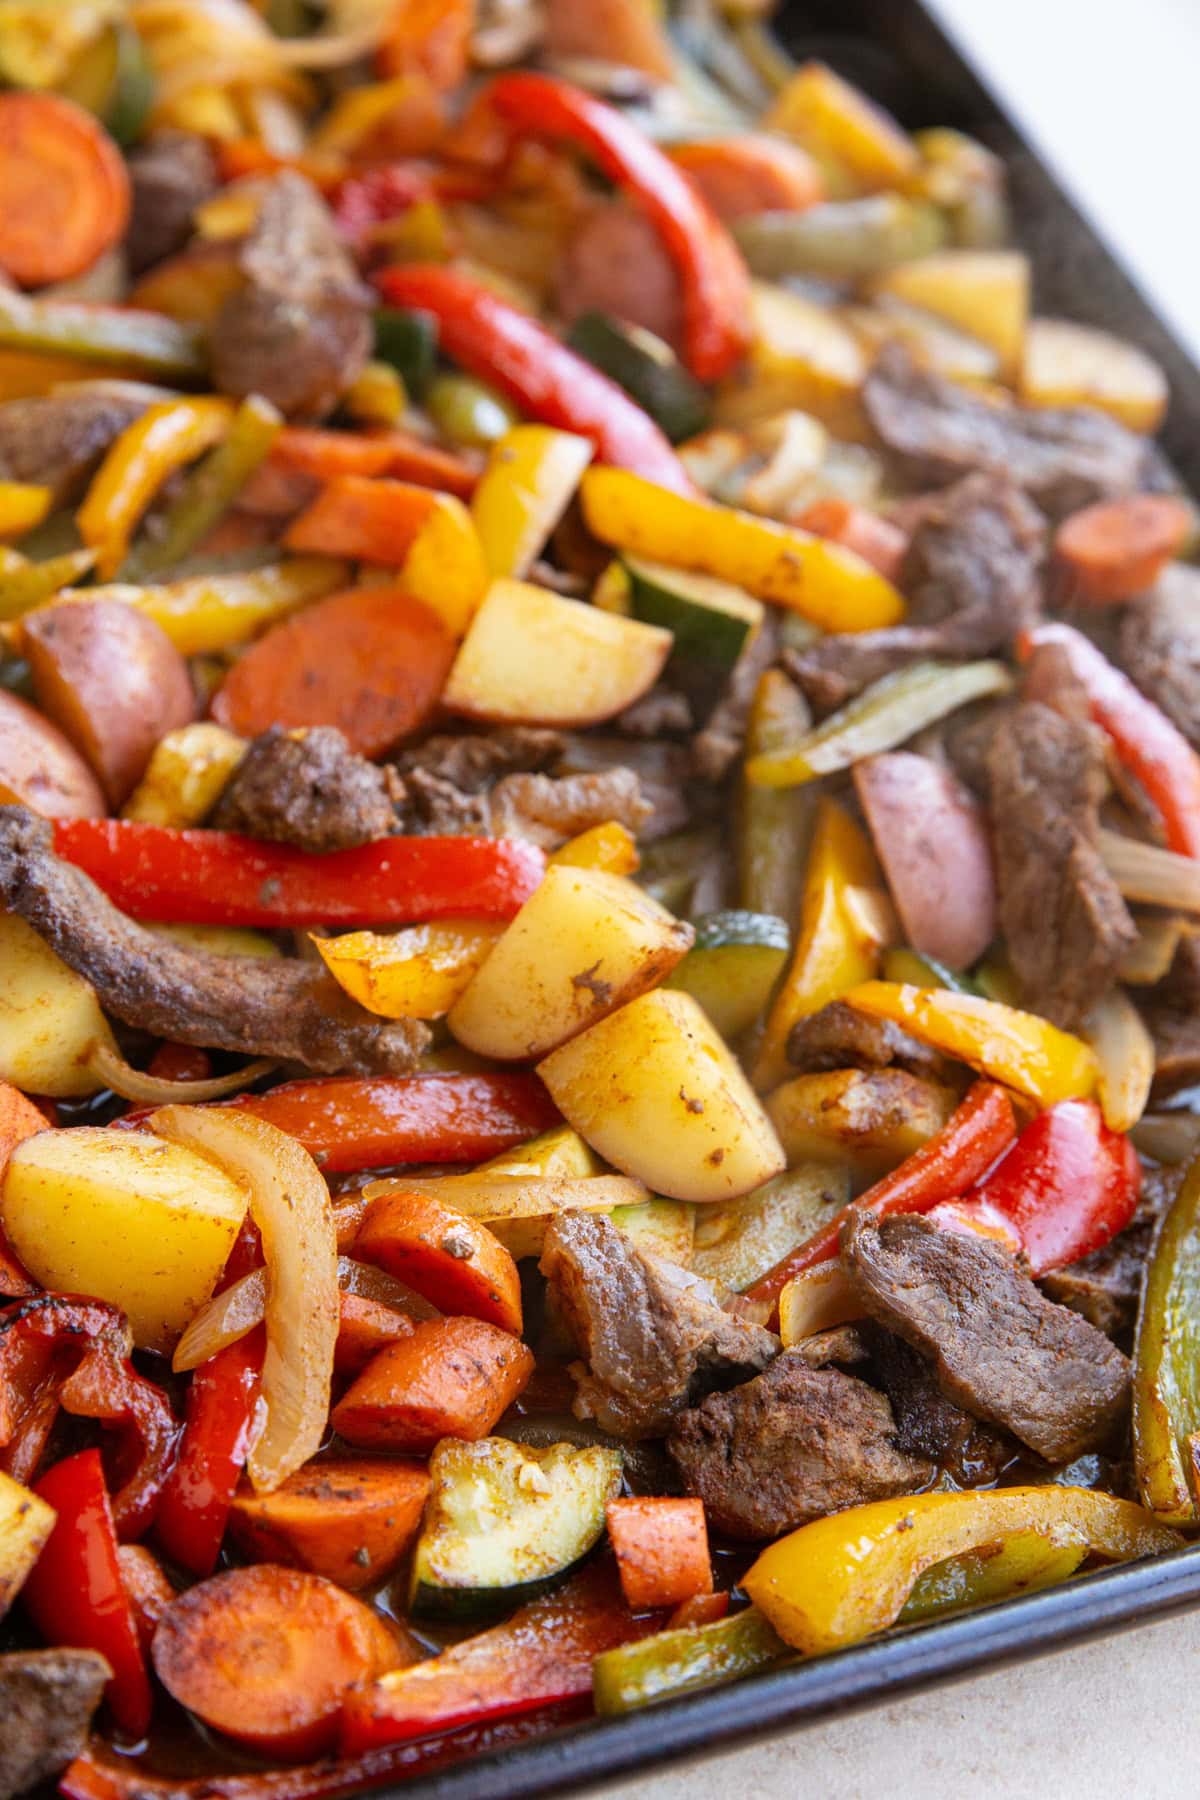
[122,722,247,828]
[0,1471,56,1623]
[866,250,1030,379]
[765,1067,958,1178]
[842,298,1000,386]
[0,912,114,1097]
[316,921,505,1020]
[716,285,868,438]
[765,61,919,197]
[610,1197,695,1266]
[1020,316,1168,433]
[537,989,787,1203]
[691,1162,850,1292]
[448,865,693,1061]
[442,578,672,727]
[778,1264,863,1346]
[2,1126,248,1351]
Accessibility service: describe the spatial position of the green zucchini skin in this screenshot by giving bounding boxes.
[622,558,764,671]
[408,1437,622,1623]
[566,312,711,443]
[373,308,439,397]
[667,910,790,1039]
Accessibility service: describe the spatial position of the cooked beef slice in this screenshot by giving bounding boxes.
[210,173,371,419]
[0,807,429,1075]
[211,726,401,851]
[125,129,218,273]
[0,1648,110,1795]
[787,1000,947,1078]
[861,1321,1012,1484]
[397,729,564,793]
[557,736,694,841]
[841,1210,1131,1463]
[986,702,1135,1026]
[785,472,1045,712]
[691,613,780,782]
[667,1351,932,1540]
[616,687,695,737]
[0,386,151,506]
[1040,1162,1178,1339]
[488,769,651,847]
[1118,567,1200,749]
[539,1210,777,1439]
[864,344,1153,519]
[1141,934,1200,1095]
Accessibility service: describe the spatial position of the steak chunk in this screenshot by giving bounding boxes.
[0,1648,110,1795]
[1118,566,1200,749]
[785,472,1044,712]
[211,726,401,852]
[667,1351,932,1540]
[842,1211,1131,1463]
[211,173,371,419]
[862,1322,1012,1485]
[0,385,151,506]
[1141,935,1200,1096]
[787,1000,947,1078]
[397,729,564,793]
[397,730,653,846]
[1041,1158,1178,1340]
[487,768,651,848]
[539,1211,777,1439]
[864,344,1152,519]
[986,702,1135,1026]
[0,806,429,1075]
[126,129,218,273]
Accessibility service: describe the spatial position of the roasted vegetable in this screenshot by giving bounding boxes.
[1133,1149,1200,1520]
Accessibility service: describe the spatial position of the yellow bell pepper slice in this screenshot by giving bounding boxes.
[50,557,348,657]
[471,425,594,581]
[0,481,51,542]
[77,396,234,577]
[752,798,892,1093]
[122,723,247,829]
[580,467,904,632]
[314,921,505,1020]
[843,980,1099,1107]
[744,1486,1183,1657]
[394,494,489,637]
[549,821,640,876]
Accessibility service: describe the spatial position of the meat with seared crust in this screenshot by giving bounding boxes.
[125,130,218,273]
[539,1210,777,1439]
[0,807,429,1075]
[1118,566,1200,750]
[211,726,402,852]
[0,1648,110,1795]
[841,1210,1131,1463]
[0,386,151,506]
[787,1000,947,1079]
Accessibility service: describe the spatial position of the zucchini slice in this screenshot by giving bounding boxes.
[610,1197,695,1266]
[692,1162,851,1293]
[373,308,438,397]
[666,910,790,1040]
[409,1436,622,1621]
[566,313,711,443]
[622,557,764,671]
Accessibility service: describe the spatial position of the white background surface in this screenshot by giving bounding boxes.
[601,3,1200,1793]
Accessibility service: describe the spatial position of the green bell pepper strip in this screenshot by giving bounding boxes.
[734,195,946,280]
[125,395,283,579]
[1134,1147,1200,1520]
[0,290,206,380]
[0,548,97,620]
[738,667,815,920]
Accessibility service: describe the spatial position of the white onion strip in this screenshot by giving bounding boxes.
[1100,829,1200,912]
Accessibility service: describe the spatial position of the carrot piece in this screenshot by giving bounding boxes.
[117,1543,177,1654]
[283,475,438,563]
[150,1564,408,1759]
[210,584,455,755]
[667,1590,730,1630]
[227,1457,431,1591]
[669,136,824,221]
[331,1316,533,1451]
[335,1290,417,1375]
[356,1190,522,1334]
[795,497,909,582]
[376,0,473,87]
[0,95,130,287]
[0,1080,49,1295]
[1055,494,1193,603]
[273,428,478,501]
[605,1497,713,1611]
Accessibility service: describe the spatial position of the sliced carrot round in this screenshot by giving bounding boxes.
[356,1189,523,1333]
[151,1563,403,1759]
[0,94,130,288]
[1055,494,1193,603]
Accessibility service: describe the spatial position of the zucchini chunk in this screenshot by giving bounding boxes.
[666,910,790,1039]
[566,313,711,443]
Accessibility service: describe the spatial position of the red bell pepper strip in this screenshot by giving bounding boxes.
[118,1072,560,1174]
[484,72,751,383]
[52,820,545,927]
[746,1080,1018,1306]
[155,1327,263,1579]
[951,1098,1141,1276]
[373,266,695,496]
[0,1295,177,1539]
[340,1561,655,1752]
[1019,622,1200,858]
[23,1449,153,1738]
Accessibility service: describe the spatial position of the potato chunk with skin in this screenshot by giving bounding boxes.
[867,250,1029,380]
[766,1068,959,1177]
[537,989,786,1203]
[449,865,694,1061]
[2,1126,248,1352]
[0,689,105,820]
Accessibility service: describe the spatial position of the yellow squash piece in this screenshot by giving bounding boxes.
[2,1125,248,1352]
[581,468,904,634]
[123,721,247,828]
[471,425,594,580]
[538,988,786,1204]
[743,1487,1182,1657]
[395,494,489,637]
[77,396,234,577]
[843,981,1099,1107]
[765,61,918,196]
[549,820,640,876]
[716,285,868,437]
[866,250,1030,380]
[1021,316,1169,433]
[0,1472,56,1624]
[0,481,51,542]
[752,799,890,1093]
[315,920,504,1020]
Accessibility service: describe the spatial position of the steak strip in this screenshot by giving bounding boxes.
[0,807,429,1075]
[0,1649,111,1796]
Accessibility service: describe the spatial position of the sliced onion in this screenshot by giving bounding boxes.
[360,1171,647,1221]
[777,1265,863,1346]
[87,1041,276,1104]
[1100,829,1200,913]
[151,1106,338,1493]
[338,1256,440,1321]
[1116,912,1190,985]
[1082,989,1156,1134]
